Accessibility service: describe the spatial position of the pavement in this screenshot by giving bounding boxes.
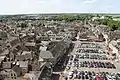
[60,40,120,80]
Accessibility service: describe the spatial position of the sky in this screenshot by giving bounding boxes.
[0,0,119,15]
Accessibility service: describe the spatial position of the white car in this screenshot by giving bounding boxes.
[110,73,116,80]
[106,74,112,80]
[68,62,72,65]
[68,72,73,79]
[68,75,73,79]
[66,66,70,70]
[69,71,73,76]
[116,73,120,79]
[84,70,88,75]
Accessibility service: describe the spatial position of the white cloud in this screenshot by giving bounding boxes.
[84,0,98,4]
[0,0,119,14]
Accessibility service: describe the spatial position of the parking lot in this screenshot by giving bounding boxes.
[62,41,120,80]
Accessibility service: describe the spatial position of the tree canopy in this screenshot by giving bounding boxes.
[51,14,94,21]
[17,22,28,28]
[96,19,120,31]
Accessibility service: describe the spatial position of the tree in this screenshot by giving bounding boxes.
[97,18,120,31]
[17,22,28,28]
[107,20,118,31]
[105,16,113,20]
[54,14,94,22]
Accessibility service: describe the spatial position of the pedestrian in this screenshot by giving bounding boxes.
[61,72,64,77]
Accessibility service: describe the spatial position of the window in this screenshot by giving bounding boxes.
[14,74,16,77]
[11,74,13,77]
[14,77,16,79]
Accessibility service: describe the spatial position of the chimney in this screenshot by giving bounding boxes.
[16,62,20,67]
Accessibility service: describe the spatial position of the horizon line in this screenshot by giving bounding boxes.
[0,12,120,16]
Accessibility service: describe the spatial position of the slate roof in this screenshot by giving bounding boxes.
[109,31,120,40]
[2,62,12,69]
[0,30,8,39]
[38,56,44,61]
[41,41,50,46]
[39,46,47,51]
[8,37,19,47]
[0,69,11,77]
[0,56,6,62]
[0,49,9,56]
[110,40,120,51]
[0,40,5,46]
[31,61,46,71]
[22,51,31,55]
[24,53,33,60]
[9,52,15,60]
[47,42,58,50]
[25,42,36,47]
[50,44,60,57]
[12,65,21,77]
[15,45,29,52]
[98,25,109,33]
[26,71,44,80]
[39,36,50,41]
[39,51,54,59]
[16,55,25,61]
[115,45,120,51]
[49,38,71,59]
[18,61,28,68]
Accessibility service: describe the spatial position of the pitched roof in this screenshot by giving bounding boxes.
[39,46,47,51]
[15,45,29,52]
[12,65,21,77]
[8,37,19,47]
[109,31,120,40]
[46,41,58,50]
[98,25,109,33]
[31,61,45,71]
[22,51,31,55]
[50,38,71,58]
[0,56,6,62]
[24,53,33,60]
[9,52,15,60]
[25,42,36,47]
[46,30,53,34]
[25,71,41,80]
[18,61,28,68]
[41,41,50,46]
[0,69,11,76]
[0,49,9,56]
[16,55,25,61]
[39,51,54,59]
[2,62,12,69]
[38,56,44,61]
[0,30,8,39]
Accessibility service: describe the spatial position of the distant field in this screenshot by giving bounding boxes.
[103,14,120,17]
[113,18,120,21]
[102,14,120,17]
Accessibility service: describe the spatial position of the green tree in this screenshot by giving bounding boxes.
[105,16,113,20]
[17,22,28,28]
[54,14,94,21]
[97,18,120,31]
[107,20,118,31]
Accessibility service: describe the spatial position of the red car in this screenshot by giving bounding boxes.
[96,74,104,80]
